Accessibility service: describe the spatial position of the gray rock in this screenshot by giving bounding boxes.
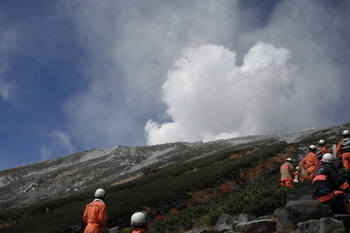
[286,186,313,202]
[214,213,234,232]
[216,223,234,233]
[334,214,350,232]
[297,218,346,233]
[234,219,276,233]
[282,200,333,228]
[188,186,350,233]
[109,226,120,233]
[236,213,251,224]
[273,208,295,232]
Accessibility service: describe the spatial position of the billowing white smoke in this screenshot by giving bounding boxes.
[143,1,350,146]
[146,42,296,144]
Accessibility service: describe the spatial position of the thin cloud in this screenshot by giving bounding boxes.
[0,27,19,102]
[40,131,75,161]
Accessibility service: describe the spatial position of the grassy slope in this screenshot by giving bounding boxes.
[2,122,349,233]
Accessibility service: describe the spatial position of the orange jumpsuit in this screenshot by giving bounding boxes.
[316,146,330,160]
[300,152,320,179]
[336,138,350,169]
[83,199,107,233]
[320,146,330,154]
[280,161,294,187]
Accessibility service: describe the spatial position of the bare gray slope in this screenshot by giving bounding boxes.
[1,121,347,210]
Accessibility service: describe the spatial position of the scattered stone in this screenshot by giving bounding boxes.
[186,185,350,233]
[214,213,234,232]
[109,226,120,233]
[235,219,276,233]
[275,200,334,229]
[297,218,346,233]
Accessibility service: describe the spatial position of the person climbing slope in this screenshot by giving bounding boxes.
[280,158,295,187]
[336,130,350,169]
[131,211,149,233]
[298,158,308,182]
[300,145,320,180]
[82,188,108,233]
[313,153,350,214]
[316,139,330,160]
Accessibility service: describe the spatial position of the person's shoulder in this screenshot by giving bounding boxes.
[88,199,106,206]
[323,163,336,171]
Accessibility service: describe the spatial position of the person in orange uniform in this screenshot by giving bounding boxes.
[298,159,308,182]
[83,188,107,233]
[280,158,295,187]
[316,139,330,160]
[313,153,350,214]
[131,211,149,233]
[336,130,350,169]
[300,145,320,180]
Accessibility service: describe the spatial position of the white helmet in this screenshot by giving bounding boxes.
[94,188,106,198]
[286,158,292,162]
[319,139,325,145]
[131,211,148,227]
[343,130,350,136]
[309,145,317,151]
[321,153,334,163]
[296,166,300,171]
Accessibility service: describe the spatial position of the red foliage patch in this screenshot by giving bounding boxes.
[185,202,193,208]
[153,215,165,222]
[170,208,179,214]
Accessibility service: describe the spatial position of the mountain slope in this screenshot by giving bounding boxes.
[0,121,349,233]
[0,135,282,210]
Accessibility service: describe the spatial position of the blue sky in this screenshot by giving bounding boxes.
[1,0,350,170]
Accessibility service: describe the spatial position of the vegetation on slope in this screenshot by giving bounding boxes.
[2,120,350,233]
[0,141,301,233]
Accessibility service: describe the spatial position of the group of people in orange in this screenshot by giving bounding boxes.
[280,141,330,187]
[279,129,350,214]
[280,129,350,187]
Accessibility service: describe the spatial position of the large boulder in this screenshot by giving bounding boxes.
[335,214,350,232]
[274,200,334,229]
[213,213,235,232]
[214,213,253,233]
[286,186,313,202]
[186,185,350,233]
[234,219,276,233]
[296,218,346,233]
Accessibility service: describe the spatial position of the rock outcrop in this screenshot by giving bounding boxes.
[184,186,350,233]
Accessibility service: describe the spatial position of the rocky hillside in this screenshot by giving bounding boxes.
[0,135,281,210]
[1,121,350,233]
[1,121,348,211]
